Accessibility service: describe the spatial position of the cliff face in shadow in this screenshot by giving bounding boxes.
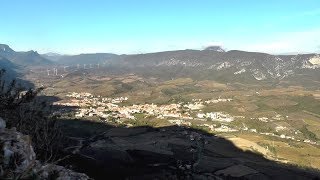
[56,118,320,180]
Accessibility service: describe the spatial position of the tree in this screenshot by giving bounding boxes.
[0,69,41,112]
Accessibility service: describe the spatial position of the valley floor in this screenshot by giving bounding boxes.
[26,71,320,172]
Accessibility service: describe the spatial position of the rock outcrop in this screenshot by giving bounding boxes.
[0,117,89,179]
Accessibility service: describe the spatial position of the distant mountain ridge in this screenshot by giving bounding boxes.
[1,43,320,86]
[0,44,15,54]
[44,53,118,65]
[37,47,320,85]
[0,44,52,67]
[99,49,319,86]
[42,53,64,62]
[203,45,225,52]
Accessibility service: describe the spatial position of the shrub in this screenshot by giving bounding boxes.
[0,69,62,162]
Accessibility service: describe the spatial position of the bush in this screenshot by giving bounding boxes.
[0,69,62,162]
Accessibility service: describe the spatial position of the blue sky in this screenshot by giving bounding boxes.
[1,0,320,54]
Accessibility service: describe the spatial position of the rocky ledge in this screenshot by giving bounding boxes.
[0,117,89,179]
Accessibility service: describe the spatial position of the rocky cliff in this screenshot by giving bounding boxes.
[0,117,89,179]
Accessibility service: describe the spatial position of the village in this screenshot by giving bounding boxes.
[54,92,235,122]
[54,92,319,146]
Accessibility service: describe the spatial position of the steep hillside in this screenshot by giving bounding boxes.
[94,50,319,86]
[0,44,52,67]
[0,56,18,80]
[36,49,320,87]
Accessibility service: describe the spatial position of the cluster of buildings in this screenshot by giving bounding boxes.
[183,102,204,110]
[197,112,234,122]
[56,92,194,121]
[256,114,288,122]
[198,123,238,133]
[58,93,236,122]
[204,98,232,104]
[183,98,233,110]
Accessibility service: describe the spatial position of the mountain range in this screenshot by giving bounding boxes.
[1,43,319,86]
[44,53,117,65]
[0,44,52,67]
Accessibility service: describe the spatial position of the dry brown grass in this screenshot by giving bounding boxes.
[263,98,298,108]
[195,80,228,90]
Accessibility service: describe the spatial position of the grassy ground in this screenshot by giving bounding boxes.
[226,132,320,169]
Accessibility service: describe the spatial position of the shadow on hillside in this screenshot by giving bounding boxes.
[11,80,318,179]
[0,67,35,88]
[52,116,320,180]
[20,93,320,179]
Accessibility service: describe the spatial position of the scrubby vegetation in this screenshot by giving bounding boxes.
[0,69,62,162]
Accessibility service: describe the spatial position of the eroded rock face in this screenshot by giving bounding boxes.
[0,117,89,179]
[0,123,36,178]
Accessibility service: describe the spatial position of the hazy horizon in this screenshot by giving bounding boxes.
[1,0,320,55]
[2,43,317,56]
